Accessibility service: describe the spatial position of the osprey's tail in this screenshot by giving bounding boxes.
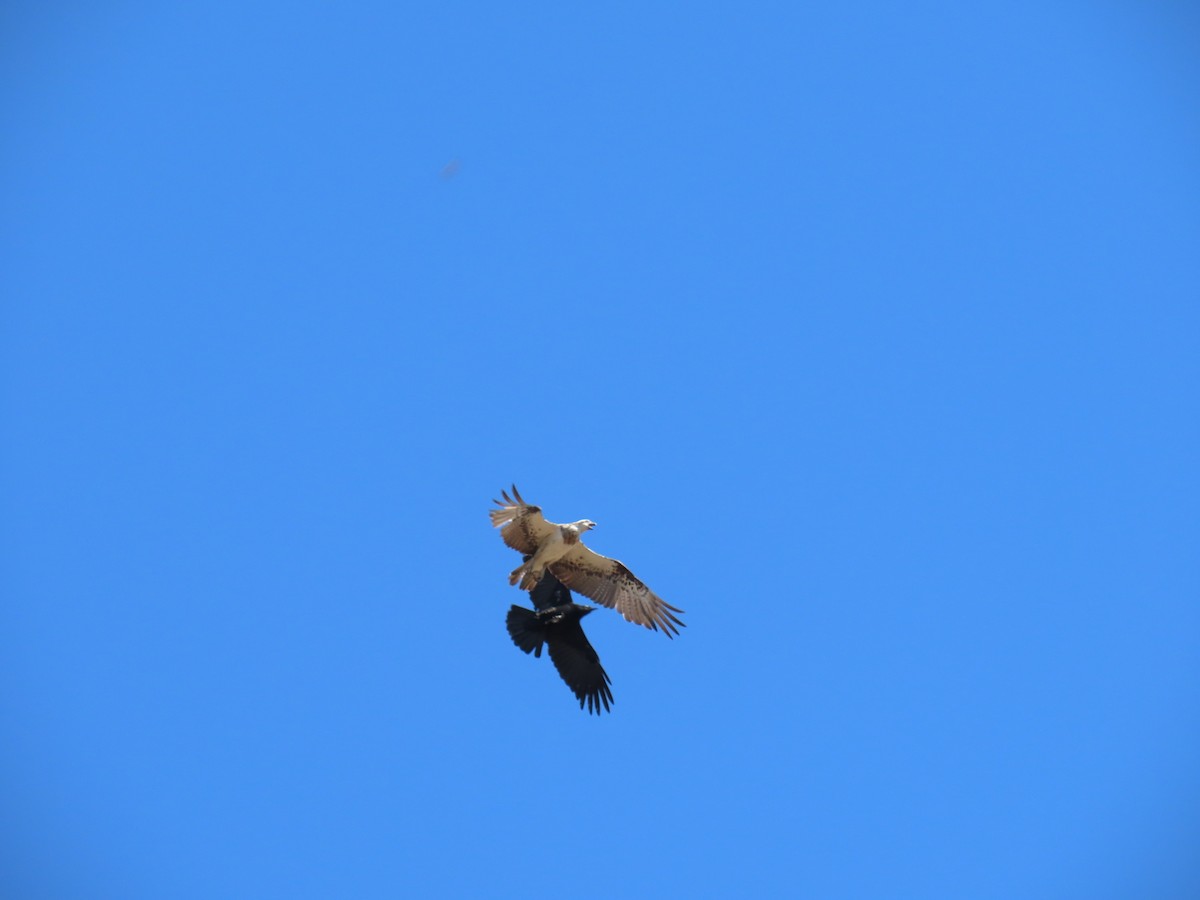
[506,605,545,658]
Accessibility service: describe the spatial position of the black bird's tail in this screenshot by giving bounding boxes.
[506,605,545,657]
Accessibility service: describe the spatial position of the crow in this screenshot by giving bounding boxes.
[505,567,613,715]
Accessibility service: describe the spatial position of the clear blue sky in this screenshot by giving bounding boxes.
[2,3,1198,898]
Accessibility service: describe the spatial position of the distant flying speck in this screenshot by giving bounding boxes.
[440,158,461,179]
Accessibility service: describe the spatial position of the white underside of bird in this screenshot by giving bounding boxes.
[507,520,591,589]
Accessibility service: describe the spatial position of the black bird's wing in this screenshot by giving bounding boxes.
[544,608,613,715]
[528,563,574,612]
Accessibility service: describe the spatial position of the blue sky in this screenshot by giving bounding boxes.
[2,2,1198,897]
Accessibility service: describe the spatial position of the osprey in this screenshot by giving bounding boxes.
[489,485,685,637]
[506,565,613,714]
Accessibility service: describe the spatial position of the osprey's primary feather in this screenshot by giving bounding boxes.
[490,485,685,637]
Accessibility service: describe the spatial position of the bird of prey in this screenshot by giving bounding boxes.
[506,567,613,714]
[490,485,685,637]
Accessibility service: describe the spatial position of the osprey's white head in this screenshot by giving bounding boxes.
[568,519,597,534]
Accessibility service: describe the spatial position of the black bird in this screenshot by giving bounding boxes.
[506,567,613,715]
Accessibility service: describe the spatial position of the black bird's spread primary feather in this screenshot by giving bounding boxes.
[505,568,613,714]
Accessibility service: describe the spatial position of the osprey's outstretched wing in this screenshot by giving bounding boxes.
[552,545,685,638]
[489,485,554,555]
